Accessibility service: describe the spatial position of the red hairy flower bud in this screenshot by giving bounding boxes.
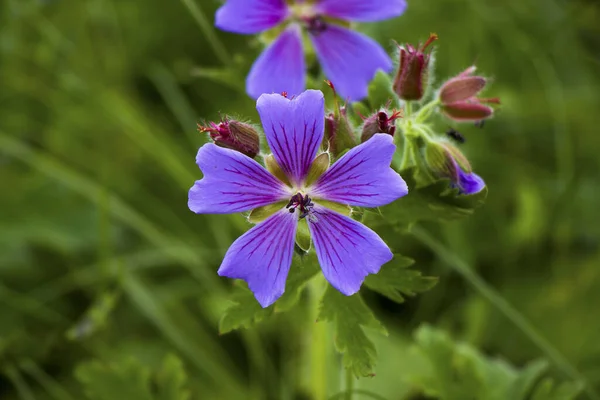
[323,80,356,155]
[393,33,438,101]
[439,66,500,122]
[198,118,260,158]
[360,109,402,142]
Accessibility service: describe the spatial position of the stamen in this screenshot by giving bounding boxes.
[305,15,327,34]
[286,193,315,219]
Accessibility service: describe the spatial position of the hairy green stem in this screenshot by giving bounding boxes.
[415,99,440,123]
[411,226,599,400]
[399,137,415,170]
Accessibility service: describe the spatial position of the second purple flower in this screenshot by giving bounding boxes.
[215,0,407,101]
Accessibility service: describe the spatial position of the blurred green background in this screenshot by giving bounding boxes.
[2,0,600,398]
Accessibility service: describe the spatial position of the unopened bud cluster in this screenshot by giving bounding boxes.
[197,34,497,197]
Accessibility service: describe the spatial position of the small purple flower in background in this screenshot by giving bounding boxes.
[215,0,407,101]
[425,139,485,195]
[188,90,408,307]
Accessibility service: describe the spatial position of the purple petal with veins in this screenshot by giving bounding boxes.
[311,134,407,207]
[308,205,392,296]
[246,25,305,99]
[218,210,298,307]
[315,0,407,22]
[188,143,289,214]
[310,25,392,101]
[215,0,289,34]
[256,90,325,186]
[457,169,486,195]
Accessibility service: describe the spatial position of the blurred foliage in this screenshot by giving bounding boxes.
[2,0,600,399]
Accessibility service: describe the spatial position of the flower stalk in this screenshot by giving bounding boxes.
[309,274,328,400]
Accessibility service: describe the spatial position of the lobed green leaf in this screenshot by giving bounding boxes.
[364,255,438,303]
[318,287,387,377]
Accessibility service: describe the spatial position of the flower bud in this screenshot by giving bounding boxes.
[393,33,438,101]
[198,118,260,158]
[425,140,485,194]
[439,66,500,122]
[360,109,402,142]
[324,81,356,155]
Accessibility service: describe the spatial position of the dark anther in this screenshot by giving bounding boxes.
[305,16,327,35]
[286,193,314,219]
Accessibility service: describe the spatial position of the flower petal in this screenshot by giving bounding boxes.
[308,205,392,296]
[247,25,305,99]
[215,0,289,34]
[310,25,392,101]
[188,143,289,214]
[311,134,407,207]
[457,170,486,195]
[218,210,298,308]
[442,102,493,122]
[439,76,486,104]
[256,89,325,186]
[315,0,407,22]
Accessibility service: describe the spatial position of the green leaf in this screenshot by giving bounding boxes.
[218,284,273,334]
[364,256,437,303]
[530,378,583,400]
[76,358,153,400]
[367,70,396,109]
[318,286,387,377]
[156,354,191,400]
[365,167,487,230]
[76,355,192,400]
[403,325,583,400]
[67,291,120,340]
[219,257,320,333]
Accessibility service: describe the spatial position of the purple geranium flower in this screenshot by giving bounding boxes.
[189,90,408,307]
[215,0,407,101]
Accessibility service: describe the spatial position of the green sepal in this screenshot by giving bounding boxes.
[265,154,291,186]
[367,70,396,109]
[318,286,387,377]
[248,202,287,224]
[317,199,352,216]
[364,167,487,230]
[305,152,330,187]
[295,218,311,252]
[364,255,438,303]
